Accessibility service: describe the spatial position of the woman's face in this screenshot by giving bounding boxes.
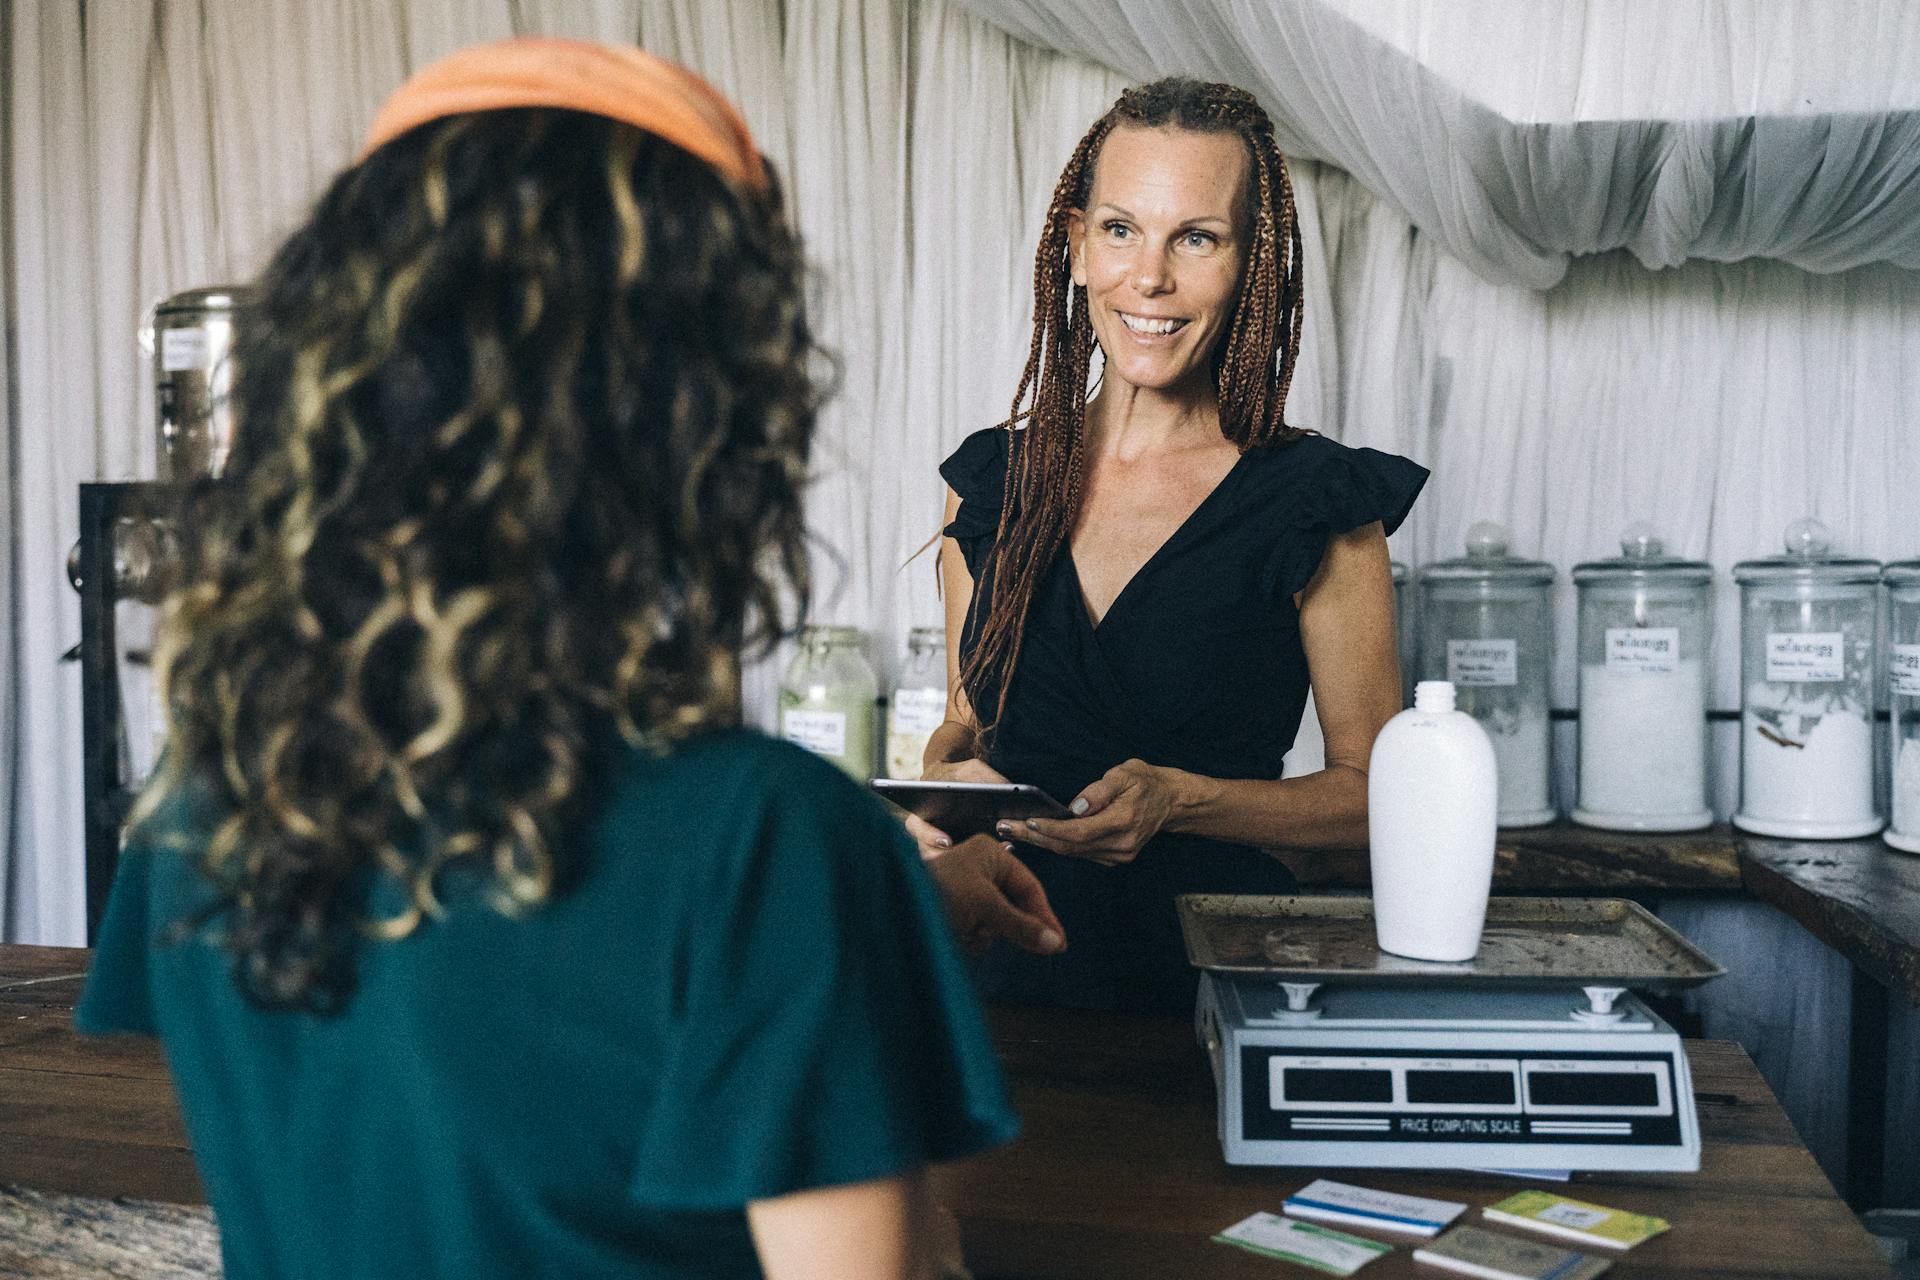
[1068,124,1250,398]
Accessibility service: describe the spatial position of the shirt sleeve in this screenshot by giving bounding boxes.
[938,426,1014,579]
[73,846,161,1037]
[626,746,1020,1209]
[1269,437,1429,600]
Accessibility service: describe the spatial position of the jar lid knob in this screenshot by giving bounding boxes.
[1783,517,1832,559]
[1619,521,1664,559]
[1464,521,1510,559]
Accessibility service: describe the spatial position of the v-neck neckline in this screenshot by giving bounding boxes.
[1066,449,1251,634]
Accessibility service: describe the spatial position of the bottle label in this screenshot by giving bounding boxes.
[161,327,212,371]
[888,686,948,735]
[1447,639,1517,687]
[1893,644,1920,696]
[1605,627,1679,674]
[1766,631,1845,683]
[781,709,846,757]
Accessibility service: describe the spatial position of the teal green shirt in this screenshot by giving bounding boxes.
[78,730,1018,1279]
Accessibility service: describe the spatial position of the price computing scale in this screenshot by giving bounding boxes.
[1181,896,1725,1173]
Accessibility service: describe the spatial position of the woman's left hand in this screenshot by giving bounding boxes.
[1005,759,1179,867]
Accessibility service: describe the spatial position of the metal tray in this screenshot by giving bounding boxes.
[1177,895,1725,990]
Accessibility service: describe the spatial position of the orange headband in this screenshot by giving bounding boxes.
[359,36,766,191]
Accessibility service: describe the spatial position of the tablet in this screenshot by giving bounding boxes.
[870,778,1072,841]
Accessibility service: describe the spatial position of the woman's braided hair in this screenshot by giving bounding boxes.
[957,78,1308,742]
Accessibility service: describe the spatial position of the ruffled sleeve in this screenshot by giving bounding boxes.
[938,426,1015,579]
[1268,436,1429,600]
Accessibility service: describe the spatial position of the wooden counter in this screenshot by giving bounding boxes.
[0,946,1890,1278]
[950,1003,1892,1280]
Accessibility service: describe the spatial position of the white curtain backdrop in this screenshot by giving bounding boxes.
[949,0,1920,287]
[4,0,1917,1201]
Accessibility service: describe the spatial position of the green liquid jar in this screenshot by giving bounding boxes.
[778,625,878,782]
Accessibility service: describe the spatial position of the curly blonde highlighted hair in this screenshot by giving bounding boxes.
[138,108,822,1012]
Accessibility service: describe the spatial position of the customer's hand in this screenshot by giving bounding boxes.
[925,836,1065,956]
[1010,758,1177,868]
[902,757,1012,858]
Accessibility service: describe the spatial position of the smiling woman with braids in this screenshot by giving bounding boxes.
[75,39,1034,1280]
[912,79,1429,1012]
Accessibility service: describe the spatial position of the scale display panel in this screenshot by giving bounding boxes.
[1198,975,1702,1172]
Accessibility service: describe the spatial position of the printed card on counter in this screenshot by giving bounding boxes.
[1282,1179,1467,1237]
[1482,1191,1669,1250]
[1413,1225,1611,1280]
[1214,1212,1393,1275]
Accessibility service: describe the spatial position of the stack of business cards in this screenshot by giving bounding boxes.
[1282,1179,1468,1237]
[1414,1225,1612,1280]
[1483,1191,1670,1251]
[1214,1212,1394,1275]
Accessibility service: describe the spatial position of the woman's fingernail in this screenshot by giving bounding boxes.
[996,822,1011,838]
[934,835,951,848]
[1038,929,1064,952]
[1002,841,1016,853]
[1070,797,1089,815]
[1025,818,1040,829]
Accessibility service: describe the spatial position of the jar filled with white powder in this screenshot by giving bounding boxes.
[1732,519,1881,839]
[1571,523,1714,832]
[1416,523,1558,827]
[1885,559,1920,853]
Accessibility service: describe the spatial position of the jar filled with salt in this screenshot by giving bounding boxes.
[1416,522,1557,827]
[1570,523,1713,832]
[1885,558,1920,853]
[1731,519,1881,839]
[778,625,878,782]
[885,626,948,780]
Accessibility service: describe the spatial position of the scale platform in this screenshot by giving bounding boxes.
[1182,896,1725,1173]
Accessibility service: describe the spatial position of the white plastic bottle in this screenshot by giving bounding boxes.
[1368,680,1499,961]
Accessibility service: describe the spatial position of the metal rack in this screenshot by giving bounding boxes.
[75,481,172,942]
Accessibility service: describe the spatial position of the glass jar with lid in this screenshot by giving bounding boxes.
[1731,519,1881,838]
[885,627,949,780]
[778,625,878,782]
[1570,523,1713,832]
[1885,558,1920,853]
[1416,522,1557,827]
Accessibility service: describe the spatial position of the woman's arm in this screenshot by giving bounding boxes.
[748,1170,957,1280]
[1016,522,1400,860]
[924,487,988,773]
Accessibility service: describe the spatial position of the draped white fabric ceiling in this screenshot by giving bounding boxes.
[947,0,1920,286]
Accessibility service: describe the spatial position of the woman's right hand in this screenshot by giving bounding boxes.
[903,757,1011,856]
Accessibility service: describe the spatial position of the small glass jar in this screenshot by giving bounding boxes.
[1885,559,1920,853]
[1417,523,1557,827]
[1731,519,1881,839]
[778,625,878,782]
[886,627,949,780]
[1391,560,1413,708]
[1570,524,1713,832]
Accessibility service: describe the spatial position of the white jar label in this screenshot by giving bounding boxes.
[160,327,212,371]
[1893,644,1920,696]
[1605,627,1680,674]
[1766,631,1845,683]
[1447,638,1518,687]
[781,709,846,757]
[888,686,948,735]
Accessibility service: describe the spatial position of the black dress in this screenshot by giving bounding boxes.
[941,427,1429,1013]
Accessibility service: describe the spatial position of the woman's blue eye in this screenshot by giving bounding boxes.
[1104,221,1131,238]
[1183,231,1217,248]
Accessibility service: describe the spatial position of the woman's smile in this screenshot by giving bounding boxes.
[1067,123,1250,397]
